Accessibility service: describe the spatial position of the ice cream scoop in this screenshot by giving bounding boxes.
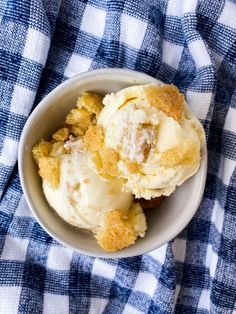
[42,151,147,251]
[97,84,205,199]
[43,151,132,230]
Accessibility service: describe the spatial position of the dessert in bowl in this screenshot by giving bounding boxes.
[19,69,207,258]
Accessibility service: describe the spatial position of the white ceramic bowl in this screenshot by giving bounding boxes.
[18,68,207,258]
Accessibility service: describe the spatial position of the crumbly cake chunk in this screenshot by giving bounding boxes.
[125,161,141,173]
[32,140,52,164]
[145,84,184,121]
[77,92,104,116]
[94,148,119,178]
[160,140,200,167]
[65,107,92,131]
[38,157,60,188]
[95,210,136,252]
[69,125,84,137]
[52,127,69,142]
[84,125,104,152]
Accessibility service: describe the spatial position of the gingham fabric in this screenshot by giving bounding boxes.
[0,0,236,313]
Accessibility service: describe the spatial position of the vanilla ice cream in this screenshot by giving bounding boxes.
[33,85,204,252]
[33,91,149,252]
[42,150,147,251]
[98,84,205,199]
[43,151,133,230]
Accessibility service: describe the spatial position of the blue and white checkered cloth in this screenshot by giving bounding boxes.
[0,0,236,313]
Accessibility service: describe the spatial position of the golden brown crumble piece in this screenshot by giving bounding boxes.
[84,125,104,152]
[69,125,84,137]
[95,210,136,252]
[125,161,141,173]
[38,157,60,188]
[32,140,52,164]
[145,84,184,121]
[181,140,200,166]
[160,146,183,167]
[93,152,103,172]
[77,92,104,116]
[160,140,200,167]
[98,148,119,177]
[52,127,69,142]
[65,107,92,131]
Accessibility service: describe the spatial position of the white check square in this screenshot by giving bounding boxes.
[0,137,18,167]
[80,5,106,38]
[186,91,212,120]
[15,195,33,217]
[120,14,147,49]
[198,289,210,309]
[218,156,235,186]
[148,243,167,265]
[205,244,218,278]
[23,28,50,66]
[47,246,73,271]
[92,259,116,280]
[43,293,69,314]
[182,0,198,14]
[162,40,183,70]
[123,304,143,314]
[218,1,236,29]
[64,54,92,77]
[167,0,183,17]
[0,286,22,314]
[10,85,35,116]
[224,107,236,133]
[1,235,28,261]
[211,201,224,234]
[134,272,157,296]
[88,298,108,314]
[188,40,211,69]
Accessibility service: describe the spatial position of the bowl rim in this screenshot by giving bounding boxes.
[18,68,208,258]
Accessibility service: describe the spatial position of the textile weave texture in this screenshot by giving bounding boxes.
[0,0,236,313]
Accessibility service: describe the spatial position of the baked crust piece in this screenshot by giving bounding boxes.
[52,127,69,142]
[95,210,136,252]
[95,148,120,177]
[125,161,141,173]
[69,125,84,137]
[160,139,200,167]
[84,125,104,152]
[65,107,92,131]
[144,84,184,121]
[38,157,60,188]
[32,140,52,164]
[77,92,104,117]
